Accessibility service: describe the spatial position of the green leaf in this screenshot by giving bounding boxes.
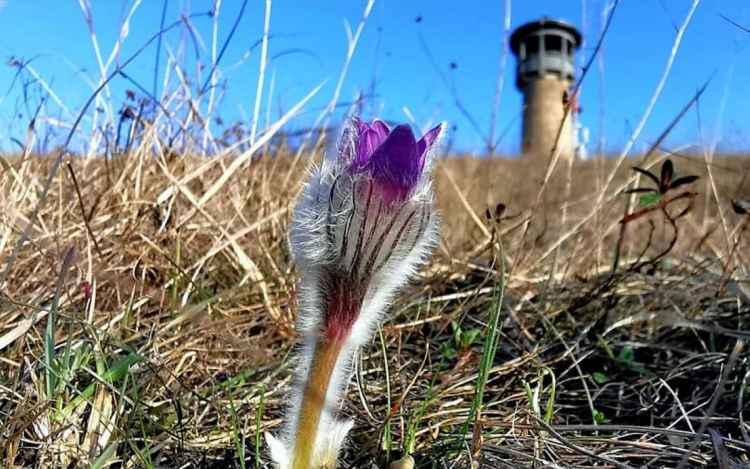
[593,372,609,384]
[461,329,482,348]
[594,409,611,424]
[617,346,635,364]
[639,193,663,207]
[658,259,673,270]
[450,321,461,344]
[442,341,457,358]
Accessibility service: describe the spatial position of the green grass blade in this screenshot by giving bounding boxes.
[228,391,246,469]
[89,442,118,469]
[60,352,141,417]
[255,384,266,469]
[378,326,392,463]
[44,247,77,399]
[461,231,506,441]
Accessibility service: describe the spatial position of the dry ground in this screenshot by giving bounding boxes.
[0,149,749,468]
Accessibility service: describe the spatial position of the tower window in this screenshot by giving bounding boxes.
[526,35,539,54]
[544,34,562,53]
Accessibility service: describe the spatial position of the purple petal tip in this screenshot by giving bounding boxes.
[343,117,440,204]
[417,123,443,163]
[366,124,421,203]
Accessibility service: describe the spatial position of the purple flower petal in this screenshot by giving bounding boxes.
[371,120,390,141]
[417,123,443,170]
[344,117,370,173]
[357,128,381,163]
[354,115,371,135]
[366,124,421,204]
[359,120,390,162]
[347,117,391,174]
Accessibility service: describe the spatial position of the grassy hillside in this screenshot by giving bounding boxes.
[1,148,748,468]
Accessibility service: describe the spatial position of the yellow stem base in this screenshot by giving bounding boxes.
[292,340,344,469]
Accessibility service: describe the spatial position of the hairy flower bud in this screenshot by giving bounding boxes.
[268,117,444,469]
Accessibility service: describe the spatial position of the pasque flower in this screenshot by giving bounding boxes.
[267,116,443,469]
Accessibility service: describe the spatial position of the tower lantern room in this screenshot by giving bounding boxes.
[510,18,582,162]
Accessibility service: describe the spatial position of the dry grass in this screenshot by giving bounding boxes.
[0,147,748,468]
[3,1,750,467]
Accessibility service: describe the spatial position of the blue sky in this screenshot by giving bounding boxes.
[0,0,748,155]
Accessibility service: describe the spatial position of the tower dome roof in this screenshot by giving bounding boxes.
[510,18,581,56]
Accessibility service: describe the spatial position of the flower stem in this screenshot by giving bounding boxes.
[293,339,345,469]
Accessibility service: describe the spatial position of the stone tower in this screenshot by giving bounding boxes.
[510,18,581,162]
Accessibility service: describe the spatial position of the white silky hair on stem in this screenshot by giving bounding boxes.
[267,118,445,468]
